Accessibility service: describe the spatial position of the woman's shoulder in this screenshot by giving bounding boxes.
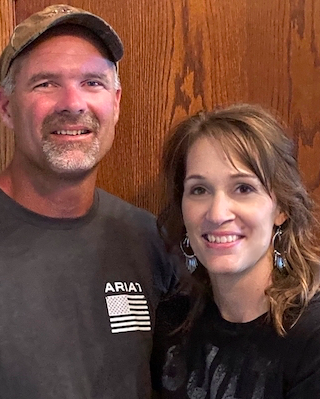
[154,293,191,335]
[283,292,320,395]
[151,293,192,395]
[283,292,320,357]
[289,292,320,336]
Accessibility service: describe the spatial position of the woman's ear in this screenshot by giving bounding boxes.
[274,209,287,227]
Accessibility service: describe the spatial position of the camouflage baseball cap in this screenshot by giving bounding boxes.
[0,4,124,81]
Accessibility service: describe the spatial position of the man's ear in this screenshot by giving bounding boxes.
[0,88,14,129]
[113,88,122,125]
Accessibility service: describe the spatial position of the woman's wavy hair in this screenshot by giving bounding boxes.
[158,103,320,336]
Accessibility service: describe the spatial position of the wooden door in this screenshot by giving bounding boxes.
[1,0,320,215]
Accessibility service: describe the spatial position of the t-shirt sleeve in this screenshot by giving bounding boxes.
[151,294,190,393]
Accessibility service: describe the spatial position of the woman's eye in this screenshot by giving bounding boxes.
[237,184,254,194]
[191,186,207,195]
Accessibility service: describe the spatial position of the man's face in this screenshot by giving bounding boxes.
[0,31,121,177]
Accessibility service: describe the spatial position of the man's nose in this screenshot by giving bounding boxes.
[55,86,88,114]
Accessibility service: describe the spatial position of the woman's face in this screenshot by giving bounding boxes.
[182,136,286,283]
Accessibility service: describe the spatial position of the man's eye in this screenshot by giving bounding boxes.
[35,82,52,88]
[86,81,103,87]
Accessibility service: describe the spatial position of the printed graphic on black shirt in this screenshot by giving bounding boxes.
[105,281,151,333]
[161,338,280,398]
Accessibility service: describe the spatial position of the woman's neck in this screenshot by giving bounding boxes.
[209,260,273,323]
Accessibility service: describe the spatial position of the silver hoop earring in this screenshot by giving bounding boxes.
[272,226,287,272]
[180,234,197,273]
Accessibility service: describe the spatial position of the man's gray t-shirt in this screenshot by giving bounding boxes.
[0,188,175,398]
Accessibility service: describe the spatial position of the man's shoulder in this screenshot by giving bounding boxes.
[96,189,178,296]
[96,188,156,225]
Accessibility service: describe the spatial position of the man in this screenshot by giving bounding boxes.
[0,5,175,398]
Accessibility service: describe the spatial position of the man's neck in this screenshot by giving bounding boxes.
[0,164,98,218]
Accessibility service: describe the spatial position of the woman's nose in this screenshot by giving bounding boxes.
[205,193,235,225]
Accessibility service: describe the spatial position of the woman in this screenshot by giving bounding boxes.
[152,104,320,398]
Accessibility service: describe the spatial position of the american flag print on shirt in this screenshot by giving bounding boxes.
[105,293,151,334]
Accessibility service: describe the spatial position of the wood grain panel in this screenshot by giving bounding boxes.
[245,1,291,115]
[1,0,320,215]
[288,0,320,206]
[0,0,15,170]
[98,0,251,212]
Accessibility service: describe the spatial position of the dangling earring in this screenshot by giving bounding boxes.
[180,234,198,273]
[272,226,287,271]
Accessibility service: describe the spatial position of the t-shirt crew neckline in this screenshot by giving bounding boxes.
[0,187,99,230]
[208,300,269,333]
